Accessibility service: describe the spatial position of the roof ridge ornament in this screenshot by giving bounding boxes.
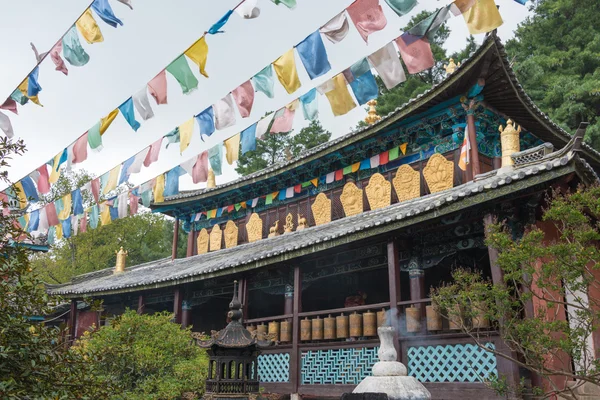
[364,99,381,125]
[443,58,460,75]
[499,119,521,170]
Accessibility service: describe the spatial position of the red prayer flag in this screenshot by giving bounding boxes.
[379,150,389,165]
[231,80,255,118]
[91,178,100,203]
[72,133,88,164]
[36,165,51,194]
[294,184,302,193]
[79,212,87,233]
[335,169,343,181]
[45,203,59,226]
[227,205,234,212]
[396,34,435,74]
[0,98,18,114]
[129,194,139,215]
[346,0,387,43]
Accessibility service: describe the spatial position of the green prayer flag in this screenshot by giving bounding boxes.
[343,165,352,175]
[271,0,296,8]
[208,144,223,176]
[301,181,311,188]
[384,0,418,17]
[87,121,102,150]
[164,128,180,148]
[141,190,152,207]
[407,5,451,41]
[10,89,28,105]
[166,55,199,94]
[235,203,242,211]
[265,193,273,205]
[389,146,400,161]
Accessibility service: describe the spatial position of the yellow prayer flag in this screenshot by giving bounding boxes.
[240,201,247,209]
[49,152,63,184]
[56,223,63,240]
[76,8,104,44]
[100,109,119,135]
[271,191,279,200]
[185,36,209,78]
[224,133,241,165]
[179,117,195,154]
[463,0,503,35]
[310,178,318,188]
[100,203,112,226]
[102,165,121,195]
[18,79,42,106]
[153,174,165,203]
[58,193,72,220]
[400,143,408,155]
[14,182,28,209]
[351,162,360,172]
[324,74,356,116]
[286,99,300,111]
[273,49,301,94]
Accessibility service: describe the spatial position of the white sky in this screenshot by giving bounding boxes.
[0,0,532,193]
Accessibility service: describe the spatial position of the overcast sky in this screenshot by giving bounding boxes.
[0,0,532,193]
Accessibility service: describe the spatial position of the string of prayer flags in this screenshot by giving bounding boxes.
[144,137,162,167]
[462,0,503,34]
[322,74,356,116]
[166,55,198,94]
[240,124,257,154]
[232,80,255,118]
[185,37,209,78]
[296,31,331,80]
[76,9,104,44]
[118,97,141,131]
[196,107,216,139]
[224,133,241,165]
[214,94,236,130]
[255,113,274,140]
[345,58,378,105]
[208,143,223,175]
[270,104,295,133]
[148,70,168,105]
[299,88,318,121]
[208,10,234,34]
[133,88,154,120]
[252,65,275,99]
[236,0,260,19]
[0,111,14,138]
[191,151,208,184]
[368,42,406,90]
[153,174,165,203]
[396,34,435,74]
[72,189,84,215]
[384,0,418,16]
[179,117,195,154]
[273,49,301,94]
[91,0,123,28]
[320,11,350,44]
[271,0,297,8]
[346,0,387,43]
[63,25,90,67]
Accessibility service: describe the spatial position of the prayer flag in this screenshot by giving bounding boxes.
[451,0,477,15]
[58,193,72,220]
[240,124,257,154]
[91,178,100,203]
[214,94,236,130]
[346,58,378,105]
[224,133,241,165]
[18,79,41,106]
[296,31,331,79]
[164,167,183,197]
[120,156,135,185]
[118,97,141,131]
[0,98,17,114]
[273,49,301,94]
[141,188,152,207]
[271,0,296,8]
[236,0,260,19]
[117,0,133,9]
[208,144,223,175]
[185,36,209,78]
[360,159,371,170]
[0,111,14,138]
[294,184,302,193]
[406,6,451,42]
[458,127,470,171]
[164,128,180,149]
[21,177,38,202]
[50,42,68,75]
[400,142,408,154]
[27,68,42,98]
[463,0,503,34]
[396,34,435,74]
[133,88,154,120]
[100,109,119,134]
[232,80,255,118]
[91,0,123,27]
[62,217,72,239]
[255,113,274,139]
[102,165,120,194]
[323,74,356,116]
[286,186,295,198]
[270,106,295,133]
[389,146,399,160]
[76,9,104,44]
[384,0,417,16]
[80,211,87,233]
[11,88,28,106]
[72,215,79,236]
[265,193,273,205]
[109,204,119,222]
[278,190,286,201]
[352,162,360,172]
[72,189,84,215]
[310,178,318,187]
[380,150,389,165]
[196,107,215,140]
[49,152,63,184]
[62,25,90,67]
[368,42,406,90]
[192,151,208,183]
[180,157,196,176]
[46,203,59,226]
[129,194,139,215]
[166,55,198,94]
[128,148,149,174]
[28,210,40,233]
[179,117,195,154]
[370,154,380,168]
[144,137,162,167]
[320,11,350,44]
[326,172,335,183]
[72,133,88,163]
[347,0,387,43]
[148,70,168,105]
[36,165,50,194]
[513,0,527,4]
[252,65,275,98]
[335,169,343,181]
[87,121,102,150]
[56,224,64,240]
[153,174,165,203]
[208,10,234,34]
[251,198,259,207]
[343,165,352,175]
[89,204,99,229]
[299,88,318,121]
[100,203,112,226]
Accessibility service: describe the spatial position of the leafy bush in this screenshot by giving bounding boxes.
[74,310,208,400]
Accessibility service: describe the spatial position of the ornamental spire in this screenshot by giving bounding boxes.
[364,99,381,125]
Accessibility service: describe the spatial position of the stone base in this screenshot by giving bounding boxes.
[558,381,600,400]
[353,376,431,400]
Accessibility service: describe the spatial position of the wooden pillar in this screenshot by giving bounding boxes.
[137,294,145,315]
[68,299,77,344]
[387,239,402,358]
[173,287,182,324]
[466,111,481,178]
[181,301,192,329]
[290,266,302,394]
[172,218,180,261]
[186,227,194,258]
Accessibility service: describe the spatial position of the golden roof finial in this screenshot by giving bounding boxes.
[364,99,381,125]
[444,58,460,75]
[498,119,522,168]
[114,246,127,274]
[207,169,216,189]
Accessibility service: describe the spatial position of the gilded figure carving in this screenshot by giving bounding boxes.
[311,193,331,226]
[499,119,521,167]
[340,182,363,217]
[365,173,391,211]
[423,153,454,194]
[246,213,263,243]
[224,220,238,249]
[393,165,421,202]
[197,228,209,255]
[268,220,280,238]
[209,224,222,251]
[284,213,294,233]
[297,214,308,231]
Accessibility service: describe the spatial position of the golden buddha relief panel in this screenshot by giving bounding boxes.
[311,193,331,226]
[224,220,238,249]
[365,173,391,211]
[246,213,263,243]
[423,153,454,194]
[340,182,363,217]
[196,228,209,255]
[393,165,421,202]
[209,224,222,252]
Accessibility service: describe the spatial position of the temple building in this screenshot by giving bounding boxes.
[47,33,600,399]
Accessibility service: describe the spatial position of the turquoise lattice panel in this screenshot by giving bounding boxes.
[258,353,290,383]
[407,342,497,382]
[301,347,379,385]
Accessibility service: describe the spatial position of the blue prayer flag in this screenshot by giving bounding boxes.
[278,190,286,201]
[359,159,371,170]
[196,107,215,140]
[89,205,99,229]
[27,210,40,233]
[208,10,234,34]
[164,166,183,197]
[27,67,42,97]
[118,97,141,131]
[72,189,84,216]
[91,0,123,27]
[240,124,257,154]
[21,176,39,202]
[119,156,135,185]
[349,70,378,105]
[296,30,331,79]
[48,226,56,244]
[62,217,72,239]
[299,88,318,121]
[109,205,119,221]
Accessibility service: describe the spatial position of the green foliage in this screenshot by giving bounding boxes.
[74,310,209,400]
[0,137,112,399]
[506,0,600,149]
[236,120,331,176]
[432,186,600,397]
[41,168,95,206]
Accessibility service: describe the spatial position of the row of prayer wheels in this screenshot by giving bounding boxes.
[405,304,489,332]
[247,320,293,343]
[300,309,387,341]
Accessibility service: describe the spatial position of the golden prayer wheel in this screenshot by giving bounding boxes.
[405,306,421,333]
[300,317,312,341]
[257,323,267,340]
[336,313,349,339]
[363,310,377,337]
[426,305,442,331]
[472,302,490,329]
[324,314,336,340]
[280,320,292,342]
[448,304,462,330]
[247,325,256,333]
[377,308,387,327]
[268,321,280,341]
[312,316,324,340]
[349,312,363,338]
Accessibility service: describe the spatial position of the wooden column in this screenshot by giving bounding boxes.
[173,287,182,324]
[137,294,145,315]
[68,299,77,344]
[290,266,302,394]
[466,111,481,178]
[186,227,195,257]
[172,218,180,260]
[387,239,402,358]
